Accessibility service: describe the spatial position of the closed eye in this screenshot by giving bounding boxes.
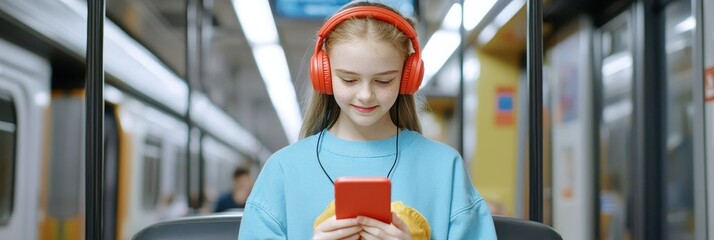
[375,78,396,84]
[339,77,357,83]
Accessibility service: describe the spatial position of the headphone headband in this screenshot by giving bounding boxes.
[313,6,421,56]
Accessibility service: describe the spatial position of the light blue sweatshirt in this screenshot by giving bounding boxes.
[238,129,496,239]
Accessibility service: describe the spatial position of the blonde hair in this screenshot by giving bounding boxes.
[299,1,422,138]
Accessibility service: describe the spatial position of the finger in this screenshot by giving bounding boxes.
[360,215,413,240]
[314,226,363,240]
[362,224,406,240]
[339,234,361,240]
[359,230,380,240]
[358,216,403,235]
[391,212,411,233]
[316,216,360,231]
[357,216,390,228]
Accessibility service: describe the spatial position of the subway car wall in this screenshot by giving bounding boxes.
[448,0,708,240]
[0,1,266,240]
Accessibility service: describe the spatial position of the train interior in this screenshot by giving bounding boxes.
[0,0,713,239]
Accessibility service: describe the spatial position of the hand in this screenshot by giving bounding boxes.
[313,216,363,240]
[357,212,411,240]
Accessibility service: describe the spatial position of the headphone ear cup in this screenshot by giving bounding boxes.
[310,50,333,94]
[400,54,424,94]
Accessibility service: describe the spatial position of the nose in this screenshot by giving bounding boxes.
[357,80,374,102]
[356,80,375,102]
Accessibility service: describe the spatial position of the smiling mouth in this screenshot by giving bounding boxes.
[352,105,377,113]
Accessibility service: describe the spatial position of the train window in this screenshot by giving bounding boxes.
[0,91,16,226]
[142,136,162,209]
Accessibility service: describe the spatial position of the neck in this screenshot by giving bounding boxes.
[329,117,398,141]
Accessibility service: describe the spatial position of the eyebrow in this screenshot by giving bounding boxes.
[335,69,400,76]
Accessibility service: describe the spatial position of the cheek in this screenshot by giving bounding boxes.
[380,83,400,100]
[332,87,353,105]
[331,79,353,95]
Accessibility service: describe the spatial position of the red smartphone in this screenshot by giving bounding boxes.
[334,177,391,223]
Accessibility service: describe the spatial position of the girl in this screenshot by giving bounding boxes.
[238,1,496,239]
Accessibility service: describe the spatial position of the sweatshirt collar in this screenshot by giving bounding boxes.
[320,129,414,157]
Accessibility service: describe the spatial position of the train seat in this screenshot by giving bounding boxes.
[493,216,563,240]
[132,212,243,240]
[133,213,562,239]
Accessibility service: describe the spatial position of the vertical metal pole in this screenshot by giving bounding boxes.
[195,16,206,214]
[527,0,543,223]
[591,27,604,240]
[691,0,709,238]
[86,0,105,238]
[634,1,665,238]
[186,0,203,210]
[186,0,196,210]
[458,0,465,156]
[185,0,195,211]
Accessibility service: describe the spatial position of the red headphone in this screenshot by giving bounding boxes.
[310,6,424,95]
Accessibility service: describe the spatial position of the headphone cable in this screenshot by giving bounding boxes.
[316,126,400,185]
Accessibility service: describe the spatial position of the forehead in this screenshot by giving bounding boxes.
[328,39,405,73]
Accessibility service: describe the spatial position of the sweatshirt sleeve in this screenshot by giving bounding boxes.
[447,154,497,239]
[238,202,287,239]
[237,156,288,239]
[448,198,497,239]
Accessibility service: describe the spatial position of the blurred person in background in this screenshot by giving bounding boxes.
[213,167,252,212]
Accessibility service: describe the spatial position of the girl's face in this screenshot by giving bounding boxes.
[329,38,404,132]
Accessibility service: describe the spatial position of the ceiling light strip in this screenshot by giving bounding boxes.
[233,0,302,143]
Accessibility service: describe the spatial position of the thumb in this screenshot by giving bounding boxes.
[391,212,410,232]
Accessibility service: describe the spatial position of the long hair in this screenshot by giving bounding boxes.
[299,1,423,138]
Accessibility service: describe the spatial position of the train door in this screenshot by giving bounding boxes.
[112,95,190,239]
[156,112,189,220]
[661,0,696,238]
[104,105,120,240]
[45,90,86,240]
[595,10,635,240]
[0,39,50,239]
[548,17,595,240]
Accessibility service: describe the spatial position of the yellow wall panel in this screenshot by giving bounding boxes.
[471,49,521,216]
